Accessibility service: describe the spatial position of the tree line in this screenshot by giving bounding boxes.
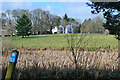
[87,1,120,40]
[0,9,107,37]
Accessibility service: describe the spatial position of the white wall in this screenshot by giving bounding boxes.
[65,25,73,33]
[52,25,74,34]
[52,26,58,34]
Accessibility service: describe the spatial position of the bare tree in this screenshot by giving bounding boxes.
[81,16,105,33]
[61,14,69,33]
[31,9,43,34]
[6,10,16,36]
[92,16,105,33]
[66,33,90,78]
[0,13,7,29]
[46,14,61,34]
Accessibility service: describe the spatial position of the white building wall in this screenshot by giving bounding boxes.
[52,26,58,34]
[52,25,74,34]
[65,25,73,33]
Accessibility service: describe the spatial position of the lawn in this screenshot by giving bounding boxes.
[9,33,118,49]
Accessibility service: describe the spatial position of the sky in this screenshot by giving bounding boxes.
[0,0,104,22]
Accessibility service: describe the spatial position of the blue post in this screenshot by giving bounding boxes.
[5,50,19,80]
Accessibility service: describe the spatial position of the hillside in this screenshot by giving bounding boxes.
[9,33,118,50]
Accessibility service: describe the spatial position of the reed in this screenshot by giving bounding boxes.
[2,48,120,79]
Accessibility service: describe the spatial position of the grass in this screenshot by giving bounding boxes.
[8,33,118,50]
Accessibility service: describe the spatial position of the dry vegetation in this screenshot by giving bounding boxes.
[1,39,12,55]
[2,47,120,79]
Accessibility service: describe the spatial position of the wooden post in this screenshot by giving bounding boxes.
[5,50,19,80]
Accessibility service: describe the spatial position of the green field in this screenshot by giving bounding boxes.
[9,33,118,49]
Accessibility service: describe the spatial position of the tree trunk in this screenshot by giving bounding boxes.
[22,36,24,38]
[64,27,65,33]
[50,26,53,34]
[75,59,78,79]
[74,59,78,69]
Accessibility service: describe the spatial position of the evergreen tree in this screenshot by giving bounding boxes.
[15,14,32,38]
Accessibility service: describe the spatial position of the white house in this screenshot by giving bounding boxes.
[52,25,73,34]
[65,25,73,33]
[52,26,59,34]
[58,25,64,33]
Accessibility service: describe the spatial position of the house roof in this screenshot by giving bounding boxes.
[66,25,72,28]
[59,25,64,28]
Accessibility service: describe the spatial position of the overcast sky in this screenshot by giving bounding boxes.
[1,0,103,22]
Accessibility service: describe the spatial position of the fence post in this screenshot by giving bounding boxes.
[5,50,19,80]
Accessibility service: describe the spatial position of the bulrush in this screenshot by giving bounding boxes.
[2,48,119,78]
